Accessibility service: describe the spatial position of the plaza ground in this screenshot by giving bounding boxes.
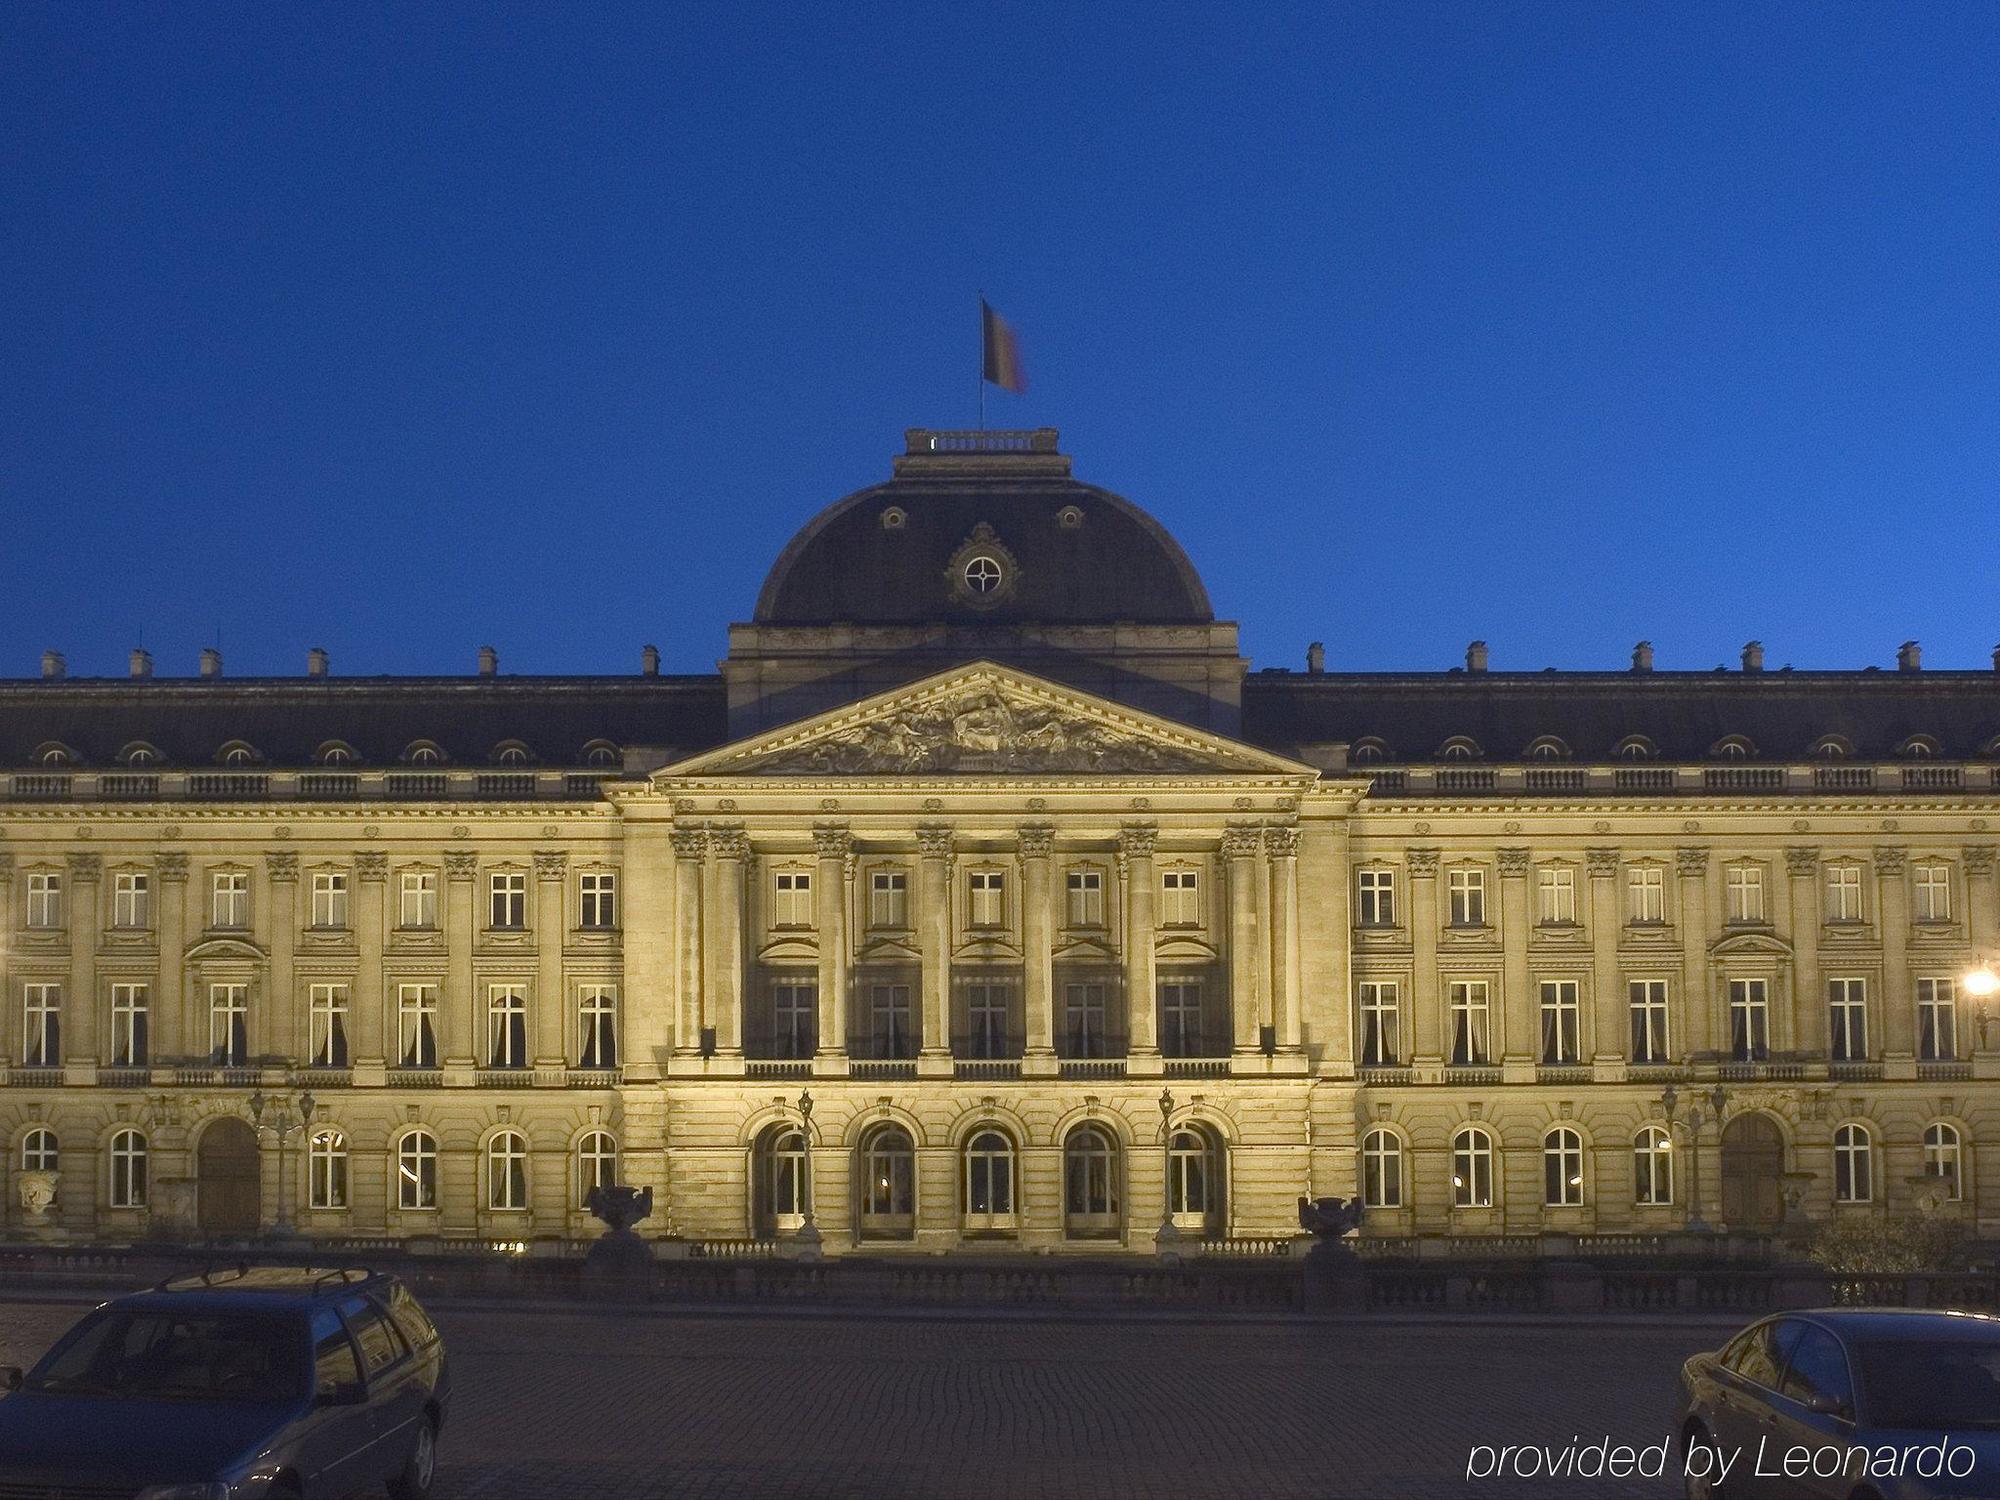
[0,1295,1736,1499]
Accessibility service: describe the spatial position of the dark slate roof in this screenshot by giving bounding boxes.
[1240,671,2000,763]
[0,677,728,768]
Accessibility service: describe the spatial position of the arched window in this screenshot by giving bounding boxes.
[1614,736,1657,761]
[1168,1125,1224,1234]
[119,742,159,766]
[1810,735,1852,761]
[1350,738,1390,766]
[315,741,356,766]
[1525,737,1569,762]
[1360,1128,1403,1210]
[36,743,73,766]
[859,1125,916,1239]
[964,1130,1015,1230]
[1833,1124,1873,1203]
[1634,1127,1674,1206]
[487,1131,528,1210]
[1451,1126,1493,1209]
[109,1128,147,1208]
[309,1129,348,1210]
[1543,1126,1584,1206]
[1437,736,1482,762]
[755,1126,808,1235]
[218,741,260,766]
[492,742,532,766]
[1710,735,1756,761]
[582,741,620,769]
[1923,1123,1963,1202]
[577,1131,618,1208]
[403,741,443,766]
[397,1129,438,1210]
[1063,1124,1121,1238]
[20,1127,57,1173]
[487,986,527,1069]
[1899,735,1940,759]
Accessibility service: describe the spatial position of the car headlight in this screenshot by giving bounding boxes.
[135,1486,230,1500]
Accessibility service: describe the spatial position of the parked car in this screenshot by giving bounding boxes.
[1678,1308,2000,1499]
[0,1265,449,1499]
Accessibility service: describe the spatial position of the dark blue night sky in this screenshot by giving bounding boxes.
[4,3,1997,680]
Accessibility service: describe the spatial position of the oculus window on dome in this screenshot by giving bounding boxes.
[944,523,1021,609]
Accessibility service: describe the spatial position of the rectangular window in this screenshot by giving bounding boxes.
[311,871,349,929]
[1538,980,1581,1063]
[772,870,812,928]
[22,984,60,1066]
[869,983,914,1059]
[112,871,150,930]
[399,870,438,930]
[489,871,526,929]
[577,986,619,1068]
[1065,869,1104,927]
[1448,981,1490,1066]
[212,871,249,929]
[1827,977,1868,1062]
[1918,977,1958,1061]
[1062,981,1107,1058]
[1825,865,1862,923]
[1161,869,1200,927]
[486,984,528,1067]
[771,980,817,1058]
[579,871,618,929]
[309,983,350,1068]
[110,983,149,1067]
[25,871,62,929]
[1357,868,1396,927]
[1160,980,1203,1058]
[1727,978,1769,1061]
[397,984,438,1068]
[1725,865,1765,924]
[1628,980,1669,1063]
[1628,866,1664,924]
[1358,982,1400,1066]
[1536,867,1576,925]
[869,870,908,929]
[1914,864,1952,922]
[966,982,1010,1059]
[968,870,1005,927]
[1448,868,1485,927]
[209,983,248,1065]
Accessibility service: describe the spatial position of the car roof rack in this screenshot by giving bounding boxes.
[152,1262,379,1293]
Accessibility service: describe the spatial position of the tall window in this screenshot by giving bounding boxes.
[1827,978,1868,1062]
[20,1127,57,1172]
[26,871,62,929]
[22,984,60,1066]
[860,1126,915,1234]
[764,1128,808,1228]
[772,980,817,1058]
[966,982,1008,1059]
[1063,1124,1120,1234]
[1628,865,1664,923]
[1918,978,1958,1061]
[1451,1126,1493,1208]
[212,870,249,929]
[578,1130,618,1207]
[487,985,528,1068]
[1923,1123,1963,1202]
[1833,1124,1872,1204]
[1160,980,1203,1058]
[868,870,908,928]
[109,1128,147,1208]
[577,986,618,1068]
[1824,864,1862,923]
[309,1129,348,1210]
[1448,981,1490,1065]
[112,870,150,929]
[308,984,349,1068]
[1538,980,1581,1064]
[1360,1128,1403,1209]
[1914,864,1952,922]
[398,1130,438,1209]
[310,871,349,929]
[869,983,913,1059]
[1725,864,1765,924]
[110,983,149,1067]
[487,1131,528,1210]
[398,984,438,1068]
[965,1131,1014,1221]
[1357,868,1396,926]
[1063,981,1107,1058]
[1543,1126,1584,1206]
[209,983,248,1065]
[1448,868,1485,927]
[772,870,812,927]
[1628,980,1669,1063]
[1161,869,1201,926]
[399,870,438,929]
[1065,868,1104,927]
[489,872,526,928]
[1358,982,1400,1066]
[579,871,617,929]
[1167,1128,1219,1221]
[1727,978,1769,1062]
[1536,866,1577,925]
[1634,1127,1674,1206]
[968,870,1005,927]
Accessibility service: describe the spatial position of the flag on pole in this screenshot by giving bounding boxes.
[981,299,1027,394]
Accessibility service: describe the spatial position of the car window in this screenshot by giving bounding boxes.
[312,1306,362,1393]
[340,1299,409,1379]
[1780,1325,1853,1409]
[1726,1322,1783,1388]
[384,1284,441,1350]
[28,1309,304,1403]
[1855,1339,2000,1430]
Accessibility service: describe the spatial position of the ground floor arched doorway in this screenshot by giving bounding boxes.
[197,1117,260,1238]
[1719,1113,1784,1231]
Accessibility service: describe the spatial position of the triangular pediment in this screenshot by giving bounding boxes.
[663,663,1313,778]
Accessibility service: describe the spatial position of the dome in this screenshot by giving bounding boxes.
[752,429,1213,626]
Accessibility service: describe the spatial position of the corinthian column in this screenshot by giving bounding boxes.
[1267,825,1302,1053]
[1586,848,1621,1065]
[1019,824,1056,1064]
[1676,847,1711,1057]
[156,852,188,1063]
[64,853,101,1076]
[443,852,477,1066]
[1497,848,1532,1067]
[1121,823,1159,1063]
[1224,823,1262,1058]
[352,851,387,1072]
[707,826,747,1058]
[1408,848,1441,1063]
[1876,845,1913,1060]
[533,851,568,1067]
[1785,846,1823,1057]
[264,851,299,1063]
[671,826,707,1056]
[813,823,851,1066]
[916,824,954,1066]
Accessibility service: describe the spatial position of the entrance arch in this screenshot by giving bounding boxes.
[1719,1113,1784,1231]
[197,1117,260,1238]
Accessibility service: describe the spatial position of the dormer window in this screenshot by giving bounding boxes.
[1614,736,1657,761]
[217,741,260,766]
[1524,737,1569,762]
[33,743,74,766]
[1810,736,1852,760]
[404,741,444,766]
[492,742,532,766]
[1437,737,1482,762]
[315,742,356,766]
[1710,736,1756,761]
[119,743,159,766]
[582,741,620,769]
[1350,738,1390,766]
[1898,735,1940,759]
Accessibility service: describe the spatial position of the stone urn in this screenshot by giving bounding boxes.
[16,1169,58,1230]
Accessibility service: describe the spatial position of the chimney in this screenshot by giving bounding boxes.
[307,647,329,679]
[1306,642,1325,676]
[1897,640,1922,673]
[1465,641,1488,674]
[1631,641,1653,673]
[477,645,498,677]
[200,648,223,679]
[129,648,153,679]
[1993,643,2000,672]
[641,644,660,677]
[40,650,65,681]
[1741,641,1764,673]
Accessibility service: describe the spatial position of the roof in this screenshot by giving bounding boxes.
[1791,1308,2000,1339]
[119,1265,391,1313]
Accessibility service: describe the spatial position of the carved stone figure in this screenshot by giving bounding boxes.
[17,1169,57,1221]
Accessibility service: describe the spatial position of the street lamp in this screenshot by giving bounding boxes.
[1662,1084,1727,1234]
[794,1091,821,1263]
[1154,1089,1182,1263]
[1962,961,1998,1048]
[249,1088,315,1242]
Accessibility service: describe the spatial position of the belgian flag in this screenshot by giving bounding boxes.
[981,300,1027,394]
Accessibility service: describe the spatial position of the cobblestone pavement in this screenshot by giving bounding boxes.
[0,1296,1733,1499]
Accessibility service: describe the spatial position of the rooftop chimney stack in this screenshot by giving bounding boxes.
[1993,643,2000,672]
[129,649,152,680]
[1741,641,1764,673]
[1466,641,1488,674]
[1631,641,1654,673]
[478,645,498,677]
[641,644,660,677]
[1898,640,1922,673]
[1306,641,1325,675]
[200,648,222,679]
[40,650,65,681]
[307,647,329,679]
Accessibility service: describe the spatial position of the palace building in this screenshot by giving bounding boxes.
[3,427,1998,1254]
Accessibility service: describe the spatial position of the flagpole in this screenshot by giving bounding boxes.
[977,291,986,432]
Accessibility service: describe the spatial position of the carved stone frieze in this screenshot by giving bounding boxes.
[1496,847,1530,877]
[1585,847,1620,878]
[65,852,101,881]
[1406,847,1440,877]
[355,851,389,882]
[1676,846,1710,878]
[533,851,568,881]
[1783,846,1820,879]
[265,851,299,882]
[1966,845,1998,877]
[1873,845,1907,878]
[444,851,478,880]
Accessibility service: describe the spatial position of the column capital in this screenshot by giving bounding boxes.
[533,850,569,882]
[0,851,15,881]
[915,823,955,859]
[1117,821,1158,859]
[1016,823,1056,859]
[708,824,749,861]
[1406,846,1440,877]
[444,851,478,881]
[265,851,299,882]
[1965,844,1998,877]
[1263,823,1300,860]
[1675,845,1710,878]
[157,851,189,882]
[65,852,101,882]
[1585,846,1620,879]
[1496,847,1530,878]
[812,822,852,859]
[355,850,389,882]
[1783,845,1821,879]
[1222,822,1261,860]
[670,824,709,861]
[1873,844,1907,878]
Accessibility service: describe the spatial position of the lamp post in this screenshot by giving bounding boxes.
[1154,1089,1182,1263]
[794,1091,821,1263]
[249,1088,315,1243]
[1662,1083,1727,1234]
[1962,961,1997,1049]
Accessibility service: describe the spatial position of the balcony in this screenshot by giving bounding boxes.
[1058,1059,1127,1080]
[187,773,269,798]
[384,773,449,799]
[1357,1064,1413,1086]
[1702,767,1783,793]
[848,1059,917,1081]
[5,1067,63,1088]
[1613,767,1675,793]
[1436,768,1497,794]
[385,1067,443,1088]
[1523,768,1587,795]
[954,1060,1023,1081]
[1717,1059,1805,1082]
[474,1067,532,1088]
[298,772,360,798]
[1163,1058,1231,1079]
[10,773,72,799]
[97,1067,150,1088]
[1828,1059,1883,1082]
[1813,766,1875,792]
[745,1060,812,1080]
[99,773,161,799]
[1919,1060,1972,1082]
[1536,1065,1592,1085]
[1904,766,1963,792]
[475,773,538,798]
[565,1067,622,1088]
[1443,1065,1501,1086]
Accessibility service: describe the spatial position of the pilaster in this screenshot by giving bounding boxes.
[533,851,568,1067]
[64,853,100,1081]
[813,823,852,1072]
[1120,822,1160,1067]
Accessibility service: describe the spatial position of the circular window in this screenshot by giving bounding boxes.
[963,556,1004,595]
